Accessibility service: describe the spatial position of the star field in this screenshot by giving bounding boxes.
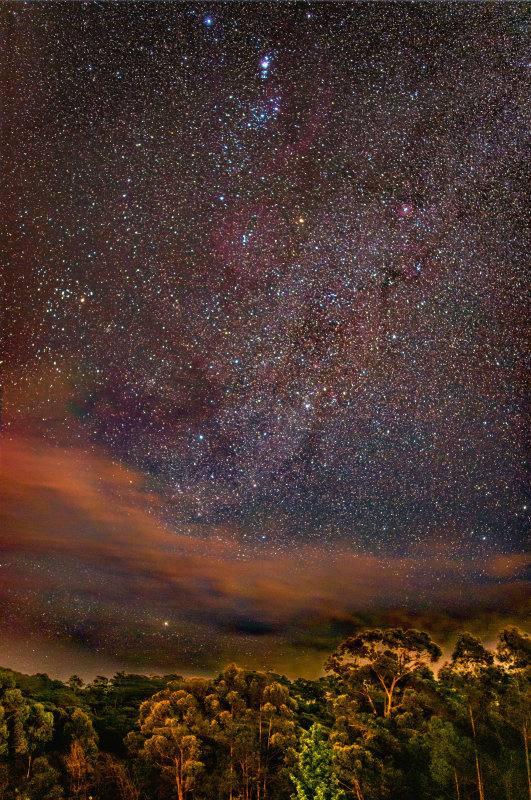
[4,2,529,566]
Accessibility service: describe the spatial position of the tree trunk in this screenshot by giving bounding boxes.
[385,678,397,717]
[469,706,484,800]
[241,757,249,800]
[354,778,364,800]
[175,755,184,800]
[523,723,531,800]
[454,770,460,800]
[26,752,32,781]
[364,689,377,716]
[377,673,398,717]
[257,709,262,800]
[229,741,234,800]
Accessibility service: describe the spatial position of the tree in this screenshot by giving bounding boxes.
[63,708,98,799]
[1,689,53,779]
[325,629,443,799]
[64,708,98,755]
[496,627,531,800]
[291,723,345,800]
[0,634,530,800]
[94,753,139,800]
[325,628,442,718]
[64,740,91,800]
[444,632,494,678]
[423,716,474,800]
[26,755,64,800]
[497,627,531,671]
[439,633,497,800]
[67,676,85,694]
[134,688,205,800]
[211,665,298,800]
[0,705,7,760]
[23,702,54,780]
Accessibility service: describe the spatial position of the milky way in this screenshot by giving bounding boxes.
[2,3,529,676]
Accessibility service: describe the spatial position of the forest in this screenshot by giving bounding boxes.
[0,627,529,800]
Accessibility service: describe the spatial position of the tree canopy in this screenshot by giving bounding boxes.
[0,626,528,800]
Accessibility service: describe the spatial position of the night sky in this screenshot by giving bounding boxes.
[2,2,529,679]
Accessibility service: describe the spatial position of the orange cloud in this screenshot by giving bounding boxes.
[1,435,528,679]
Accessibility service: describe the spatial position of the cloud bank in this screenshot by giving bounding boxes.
[1,436,528,680]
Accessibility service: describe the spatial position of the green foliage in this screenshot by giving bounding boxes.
[497,626,531,670]
[0,626,528,799]
[25,756,64,800]
[422,716,473,799]
[325,627,442,718]
[64,708,98,753]
[291,724,345,800]
[90,672,177,756]
[67,675,84,694]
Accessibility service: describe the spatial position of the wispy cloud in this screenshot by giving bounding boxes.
[1,436,528,679]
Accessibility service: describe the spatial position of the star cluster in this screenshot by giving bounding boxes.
[4,3,529,563]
